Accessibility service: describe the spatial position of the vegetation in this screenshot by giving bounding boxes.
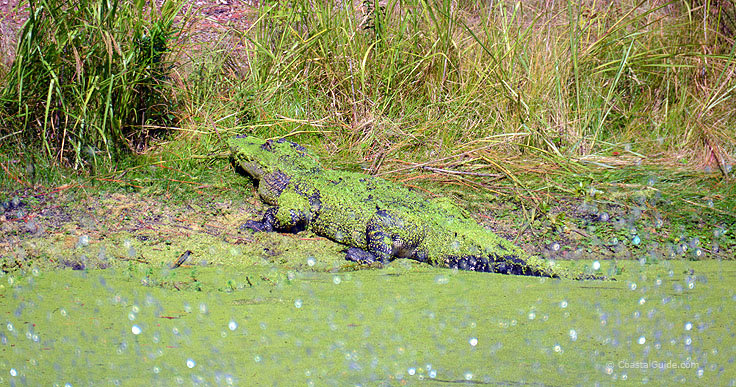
[2,0,734,166]
[233,0,735,169]
[0,0,734,259]
[0,0,184,168]
[1,259,731,384]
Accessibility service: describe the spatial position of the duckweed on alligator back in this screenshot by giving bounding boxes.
[229,136,600,280]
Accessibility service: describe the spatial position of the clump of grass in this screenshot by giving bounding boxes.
[0,0,185,169]
[231,0,735,176]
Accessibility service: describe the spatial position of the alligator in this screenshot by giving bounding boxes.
[229,136,577,278]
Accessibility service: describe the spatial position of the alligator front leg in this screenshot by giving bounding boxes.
[242,207,278,232]
[241,205,311,234]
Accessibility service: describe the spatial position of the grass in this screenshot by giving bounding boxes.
[223,0,735,166]
[1,0,734,168]
[0,0,185,168]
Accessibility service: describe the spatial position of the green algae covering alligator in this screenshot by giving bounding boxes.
[229,136,585,278]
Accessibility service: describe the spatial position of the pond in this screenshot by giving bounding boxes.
[1,259,732,385]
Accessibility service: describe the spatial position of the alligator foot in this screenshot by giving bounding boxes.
[345,247,383,264]
[240,220,273,232]
[240,207,277,232]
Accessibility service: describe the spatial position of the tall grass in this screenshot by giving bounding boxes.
[1,0,734,178]
[0,0,184,169]
[233,0,735,175]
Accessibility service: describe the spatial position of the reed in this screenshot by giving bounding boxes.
[0,0,185,169]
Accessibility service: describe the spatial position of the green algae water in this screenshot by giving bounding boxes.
[1,260,734,385]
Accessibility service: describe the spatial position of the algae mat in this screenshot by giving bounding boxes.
[0,260,734,385]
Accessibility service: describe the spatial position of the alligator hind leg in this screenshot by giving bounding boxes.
[345,210,424,265]
[363,210,424,264]
[343,227,393,265]
[345,247,381,264]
